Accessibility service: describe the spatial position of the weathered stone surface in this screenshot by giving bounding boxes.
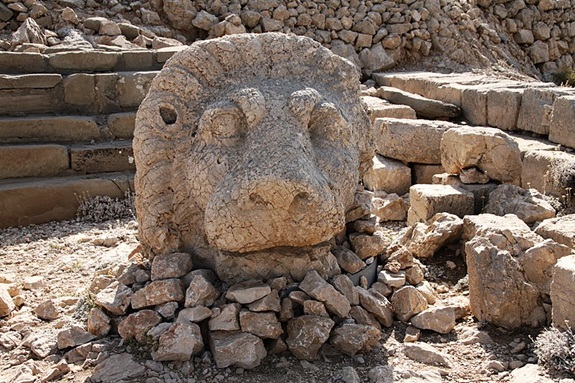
[465,236,542,329]
[152,322,204,361]
[407,184,474,226]
[134,33,373,282]
[349,232,391,259]
[48,51,120,72]
[34,299,59,320]
[94,281,133,316]
[517,87,569,135]
[57,325,96,349]
[401,213,463,258]
[91,353,145,383]
[377,86,461,119]
[226,280,271,304]
[521,239,572,295]
[463,214,543,251]
[390,286,428,322]
[118,310,162,342]
[412,164,445,185]
[303,300,329,317]
[87,308,111,337]
[184,274,220,308]
[209,303,241,331]
[372,192,408,222]
[363,154,411,195]
[349,306,381,330]
[551,254,575,330]
[329,323,381,356]
[247,290,281,312]
[484,185,555,224]
[374,118,459,164]
[177,306,212,323]
[151,252,193,281]
[361,95,416,123]
[487,88,523,131]
[403,343,452,367]
[299,270,351,318]
[0,144,69,179]
[358,43,395,76]
[331,274,359,306]
[332,246,366,274]
[521,150,575,200]
[286,315,335,360]
[131,279,184,309]
[239,310,283,339]
[210,331,267,369]
[410,306,456,334]
[357,287,394,327]
[549,95,575,149]
[441,127,522,183]
[535,214,575,250]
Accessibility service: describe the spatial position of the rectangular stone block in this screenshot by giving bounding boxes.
[0,144,69,179]
[521,149,575,200]
[517,87,570,135]
[155,46,187,64]
[551,254,575,330]
[363,154,411,195]
[374,118,460,164]
[0,116,101,144]
[107,112,136,139]
[0,86,64,115]
[64,73,96,109]
[0,74,62,89]
[71,141,134,174]
[0,173,133,228]
[121,50,155,71]
[116,71,159,109]
[48,51,120,73]
[487,88,522,131]
[509,133,556,159]
[461,88,488,126]
[361,96,416,123]
[407,184,474,226]
[549,95,575,149]
[0,52,50,74]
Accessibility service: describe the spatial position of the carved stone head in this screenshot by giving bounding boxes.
[134,33,373,282]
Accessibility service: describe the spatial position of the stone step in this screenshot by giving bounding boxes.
[0,47,184,74]
[0,172,134,228]
[0,71,158,116]
[0,112,135,144]
[0,140,134,180]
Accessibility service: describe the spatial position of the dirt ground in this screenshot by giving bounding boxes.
[1,215,567,383]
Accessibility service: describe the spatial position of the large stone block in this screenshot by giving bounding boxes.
[549,95,575,149]
[486,88,522,131]
[0,144,69,179]
[461,88,488,126]
[517,87,571,135]
[374,118,460,164]
[0,86,64,115]
[64,73,96,110]
[363,154,411,195]
[0,52,50,74]
[116,71,159,109]
[71,141,134,174]
[134,33,374,281]
[521,149,575,200]
[551,254,575,329]
[361,96,416,123]
[535,214,575,250]
[107,112,136,139]
[0,74,62,89]
[376,86,461,120]
[407,184,474,226]
[0,116,101,144]
[441,126,522,184]
[48,51,120,72]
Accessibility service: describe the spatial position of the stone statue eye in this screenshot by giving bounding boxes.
[159,105,178,125]
[309,102,351,141]
[199,104,244,144]
[210,110,242,139]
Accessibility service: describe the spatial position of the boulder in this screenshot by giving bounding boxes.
[286,315,335,360]
[152,322,204,361]
[535,214,575,250]
[441,127,522,183]
[400,213,464,258]
[363,154,411,195]
[410,306,456,334]
[521,239,573,295]
[210,332,266,369]
[550,254,575,330]
[407,184,474,226]
[390,286,428,322]
[484,185,555,224]
[329,323,381,356]
[374,118,459,164]
[549,95,575,149]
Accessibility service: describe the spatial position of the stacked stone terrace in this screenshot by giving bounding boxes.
[0,47,185,227]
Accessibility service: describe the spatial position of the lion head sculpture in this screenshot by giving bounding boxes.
[134,33,374,282]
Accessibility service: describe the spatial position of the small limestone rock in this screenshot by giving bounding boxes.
[209,303,241,331]
[239,310,283,339]
[403,342,452,367]
[410,306,456,334]
[94,281,133,315]
[23,275,45,290]
[368,365,394,383]
[247,290,281,312]
[225,280,271,304]
[404,326,421,342]
[210,331,267,369]
[303,300,329,317]
[0,284,16,317]
[57,325,96,349]
[342,366,361,383]
[177,306,212,323]
[34,299,59,321]
[299,270,351,318]
[357,287,394,327]
[151,252,193,281]
[349,306,382,330]
[91,353,146,383]
[152,322,204,361]
[87,308,111,337]
[331,274,359,306]
[332,246,366,274]
[391,286,428,322]
[378,270,405,288]
[350,232,391,259]
[286,315,335,360]
[118,310,162,342]
[184,274,220,307]
[329,323,381,356]
[131,279,184,309]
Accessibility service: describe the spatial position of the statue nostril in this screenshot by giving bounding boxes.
[289,191,311,213]
[249,192,266,205]
[295,191,309,201]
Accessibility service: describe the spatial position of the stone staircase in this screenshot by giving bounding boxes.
[0,48,185,228]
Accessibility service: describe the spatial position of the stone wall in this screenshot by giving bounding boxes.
[1,0,575,80]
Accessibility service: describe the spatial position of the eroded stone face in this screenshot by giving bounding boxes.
[134,33,373,282]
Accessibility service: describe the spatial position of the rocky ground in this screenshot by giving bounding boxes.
[0,214,571,383]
